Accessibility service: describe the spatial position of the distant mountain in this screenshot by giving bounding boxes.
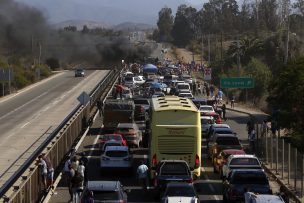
[52,20,109,30]
[112,22,156,31]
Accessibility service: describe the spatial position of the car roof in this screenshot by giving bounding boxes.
[104,140,122,144]
[214,127,233,131]
[229,154,258,159]
[166,197,196,202]
[201,116,214,119]
[232,169,265,173]
[104,146,129,151]
[199,105,213,108]
[103,134,122,137]
[215,133,237,137]
[211,124,230,128]
[87,180,121,191]
[166,182,193,187]
[251,194,285,203]
[222,149,246,155]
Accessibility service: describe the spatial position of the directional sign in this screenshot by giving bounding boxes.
[220,77,254,89]
[0,69,14,82]
[77,91,90,106]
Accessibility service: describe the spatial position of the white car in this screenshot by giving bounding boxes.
[221,154,262,180]
[100,146,132,170]
[123,71,134,77]
[121,88,133,99]
[161,183,199,203]
[178,92,193,99]
[134,76,145,85]
[177,83,191,92]
[101,139,124,152]
[199,105,215,115]
[201,116,215,134]
[245,193,285,203]
[164,197,199,203]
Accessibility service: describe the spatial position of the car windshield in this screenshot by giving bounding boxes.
[104,135,121,141]
[216,137,239,145]
[216,130,233,134]
[200,106,213,111]
[230,158,260,166]
[165,186,196,197]
[124,77,133,82]
[177,84,189,89]
[104,143,121,148]
[231,172,268,184]
[160,163,189,175]
[201,119,213,124]
[105,150,128,157]
[117,128,133,133]
[90,190,119,200]
[164,75,172,80]
[134,100,149,105]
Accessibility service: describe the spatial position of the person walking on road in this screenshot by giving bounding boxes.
[96,99,103,117]
[221,104,227,121]
[71,171,84,202]
[137,161,149,191]
[230,95,235,108]
[248,129,256,154]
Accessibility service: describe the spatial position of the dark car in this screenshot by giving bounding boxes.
[192,98,207,108]
[133,98,151,113]
[75,68,85,77]
[134,104,147,131]
[161,182,199,203]
[154,160,192,194]
[223,169,272,203]
[81,180,128,203]
[207,134,243,162]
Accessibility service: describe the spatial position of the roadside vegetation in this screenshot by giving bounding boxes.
[152,0,304,148]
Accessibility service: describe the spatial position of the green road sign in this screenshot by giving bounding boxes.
[220,77,254,88]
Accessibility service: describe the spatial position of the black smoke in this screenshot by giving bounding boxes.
[0,0,152,66]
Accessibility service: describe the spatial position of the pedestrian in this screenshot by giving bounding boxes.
[43,154,54,190]
[210,85,214,98]
[63,155,71,186]
[136,161,149,191]
[271,120,277,137]
[77,161,85,179]
[249,129,256,154]
[79,152,89,182]
[261,120,268,137]
[83,190,94,203]
[37,154,48,191]
[68,165,75,202]
[96,99,103,117]
[221,103,227,120]
[246,120,254,138]
[230,95,235,108]
[218,89,224,104]
[71,171,84,202]
[71,156,79,171]
[192,82,196,95]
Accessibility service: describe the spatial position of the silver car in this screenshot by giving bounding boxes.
[100,146,132,170]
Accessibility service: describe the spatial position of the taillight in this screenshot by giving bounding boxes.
[152,154,157,167]
[119,200,124,203]
[187,179,193,183]
[194,154,200,168]
[230,189,238,197]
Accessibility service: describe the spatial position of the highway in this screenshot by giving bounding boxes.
[49,108,282,203]
[0,70,109,188]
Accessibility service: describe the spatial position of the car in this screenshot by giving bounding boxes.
[204,111,222,124]
[223,169,272,203]
[81,180,128,203]
[123,76,135,88]
[100,139,124,152]
[115,123,142,148]
[213,149,246,173]
[201,116,215,135]
[75,68,85,77]
[180,74,193,84]
[199,105,215,115]
[221,154,262,180]
[123,71,134,77]
[244,193,285,203]
[121,87,133,99]
[134,104,147,131]
[178,92,194,99]
[133,98,151,113]
[206,124,232,142]
[154,160,193,195]
[191,98,207,108]
[99,134,127,148]
[134,76,145,85]
[209,127,235,139]
[207,134,243,162]
[176,83,191,94]
[100,146,133,171]
[161,182,199,203]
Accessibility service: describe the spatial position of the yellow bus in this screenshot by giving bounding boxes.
[149,96,201,179]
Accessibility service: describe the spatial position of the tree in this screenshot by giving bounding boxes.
[258,0,279,32]
[156,7,174,42]
[268,57,304,150]
[171,5,197,47]
[293,0,304,16]
[81,25,89,34]
[46,57,60,70]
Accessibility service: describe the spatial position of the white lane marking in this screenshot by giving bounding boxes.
[201,167,220,201]
[87,134,101,159]
[21,122,30,128]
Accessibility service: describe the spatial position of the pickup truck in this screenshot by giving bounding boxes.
[154,160,192,195]
[221,154,262,180]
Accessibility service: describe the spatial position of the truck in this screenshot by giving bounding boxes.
[103,99,135,132]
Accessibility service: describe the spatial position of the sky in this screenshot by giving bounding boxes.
[15,0,206,25]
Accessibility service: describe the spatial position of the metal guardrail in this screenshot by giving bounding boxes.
[0,68,120,202]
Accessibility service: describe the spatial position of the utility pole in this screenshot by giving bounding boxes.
[38,42,42,65]
[208,34,211,64]
[282,0,290,65]
[201,35,204,67]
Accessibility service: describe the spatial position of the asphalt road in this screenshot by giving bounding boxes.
[49,109,283,203]
[0,70,109,182]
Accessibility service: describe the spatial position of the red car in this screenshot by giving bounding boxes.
[213,149,246,173]
[99,134,127,148]
[205,112,222,124]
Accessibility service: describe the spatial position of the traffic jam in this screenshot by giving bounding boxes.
[68,62,288,203]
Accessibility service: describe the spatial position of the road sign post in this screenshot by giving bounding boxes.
[220,77,254,89]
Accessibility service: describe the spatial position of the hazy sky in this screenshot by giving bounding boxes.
[16,0,206,25]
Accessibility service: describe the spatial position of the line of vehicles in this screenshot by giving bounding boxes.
[79,63,287,203]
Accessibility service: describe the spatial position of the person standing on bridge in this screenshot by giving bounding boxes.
[37,154,48,191]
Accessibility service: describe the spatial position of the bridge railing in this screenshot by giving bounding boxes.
[0,69,120,202]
